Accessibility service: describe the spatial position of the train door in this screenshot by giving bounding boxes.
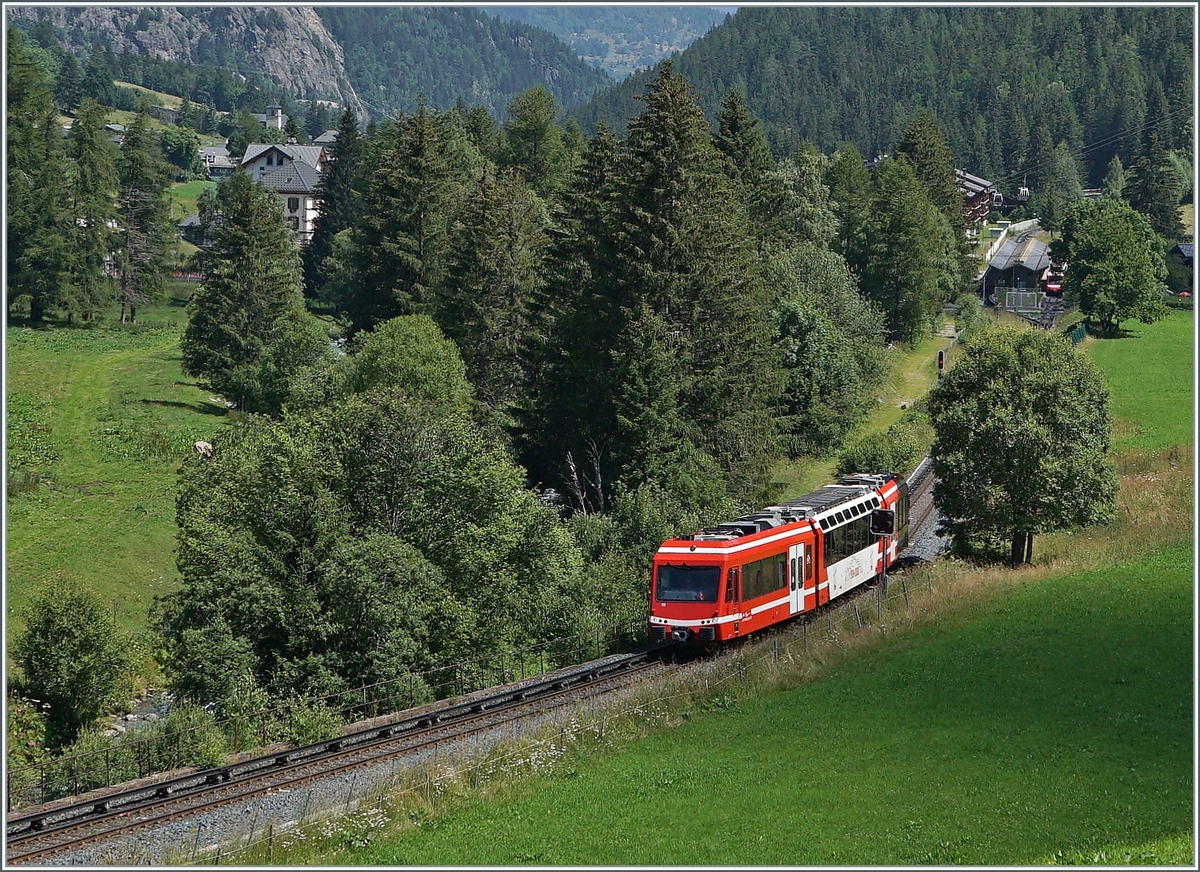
[788,543,805,614]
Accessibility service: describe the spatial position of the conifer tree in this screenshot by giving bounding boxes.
[441,167,549,415]
[501,86,568,198]
[182,173,323,411]
[1101,155,1127,201]
[825,143,872,259]
[848,155,953,343]
[116,103,172,322]
[7,30,71,322]
[1124,128,1184,239]
[303,107,362,300]
[53,51,83,112]
[348,102,477,333]
[64,98,120,321]
[534,64,780,501]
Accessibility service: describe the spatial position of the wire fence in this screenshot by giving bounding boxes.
[163,563,954,866]
[6,608,647,812]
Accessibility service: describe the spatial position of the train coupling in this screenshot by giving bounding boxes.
[670,627,691,642]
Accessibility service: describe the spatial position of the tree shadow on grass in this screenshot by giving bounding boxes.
[139,398,228,417]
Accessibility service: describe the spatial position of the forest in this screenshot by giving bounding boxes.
[575,6,1193,195]
[4,5,1191,775]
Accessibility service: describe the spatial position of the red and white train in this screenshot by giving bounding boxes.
[649,472,909,645]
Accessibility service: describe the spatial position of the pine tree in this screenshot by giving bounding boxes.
[441,167,550,415]
[1101,155,1127,201]
[713,88,774,182]
[53,51,83,112]
[848,155,953,343]
[348,102,476,333]
[63,98,120,321]
[501,86,568,198]
[896,110,970,287]
[181,173,317,411]
[116,103,172,322]
[1124,128,1184,240]
[6,29,71,323]
[303,107,362,300]
[80,49,117,107]
[607,64,780,498]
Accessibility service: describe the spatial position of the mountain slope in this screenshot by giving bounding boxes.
[5,6,368,116]
[315,6,613,118]
[6,5,615,121]
[571,6,1192,191]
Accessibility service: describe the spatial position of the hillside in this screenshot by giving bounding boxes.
[572,6,1192,194]
[220,311,1195,865]
[482,6,727,80]
[5,5,615,120]
[314,6,613,118]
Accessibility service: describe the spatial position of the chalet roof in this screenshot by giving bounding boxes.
[1173,243,1193,260]
[241,142,325,169]
[313,129,339,145]
[955,168,995,195]
[258,161,322,194]
[988,234,1049,273]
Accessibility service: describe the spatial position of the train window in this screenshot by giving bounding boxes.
[724,568,739,603]
[741,553,787,601]
[805,549,813,581]
[790,557,797,590]
[656,565,720,603]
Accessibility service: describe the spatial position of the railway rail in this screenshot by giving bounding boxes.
[6,649,667,865]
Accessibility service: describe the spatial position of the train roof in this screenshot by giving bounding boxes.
[678,472,900,544]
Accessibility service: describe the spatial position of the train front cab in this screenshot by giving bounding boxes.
[650,528,821,645]
[649,559,734,644]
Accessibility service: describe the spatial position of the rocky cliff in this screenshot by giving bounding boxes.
[7,6,367,118]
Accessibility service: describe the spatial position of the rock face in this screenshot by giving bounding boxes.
[8,6,367,118]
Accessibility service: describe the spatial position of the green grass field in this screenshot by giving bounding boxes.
[6,286,230,645]
[1082,311,1194,452]
[341,546,1190,866]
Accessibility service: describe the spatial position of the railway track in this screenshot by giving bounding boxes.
[903,456,940,553]
[6,649,668,865]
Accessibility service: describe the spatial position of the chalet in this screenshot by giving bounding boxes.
[240,141,328,245]
[313,129,339,147]
[200,144,236,180]
[1172,242,1193,268]
[981,232,1050,306]
[955,169,998,225]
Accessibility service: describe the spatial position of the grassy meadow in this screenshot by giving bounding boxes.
[1083,313,1194,452]
[5,285,230,648]
[228,308,1192,866]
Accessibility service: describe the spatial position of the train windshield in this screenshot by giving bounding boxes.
[655,565,721,603]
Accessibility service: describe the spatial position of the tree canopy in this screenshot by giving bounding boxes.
[927,326,1117,565]
[1053,198,1168,335]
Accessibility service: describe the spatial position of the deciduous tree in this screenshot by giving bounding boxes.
[14,579,133,747]
[927,325,1117,565]
[1054,198,1168,335]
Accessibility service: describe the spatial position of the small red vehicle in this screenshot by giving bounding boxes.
[649,471,909,645]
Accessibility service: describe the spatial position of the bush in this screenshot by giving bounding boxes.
[837,410,932,477]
